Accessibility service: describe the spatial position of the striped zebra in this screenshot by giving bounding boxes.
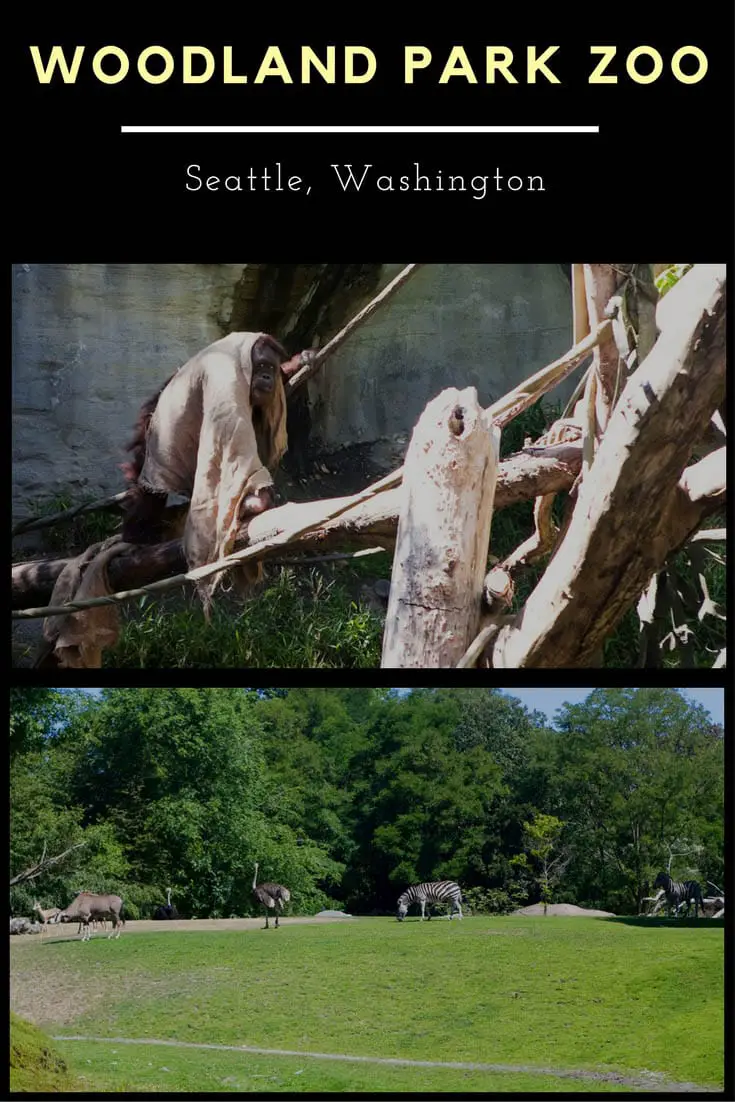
[654,872,705,918]
[396,881,463,922]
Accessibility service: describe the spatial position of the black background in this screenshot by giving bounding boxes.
[10,20,734,259]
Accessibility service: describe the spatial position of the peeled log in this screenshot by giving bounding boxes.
[492,265,727,668]
[13,451,579,611]
[381,387,501,668]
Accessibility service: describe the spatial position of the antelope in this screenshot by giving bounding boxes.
[33,900,61,937]
[56,892,125,941]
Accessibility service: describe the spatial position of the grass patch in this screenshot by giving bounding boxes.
[10,1012,90,1093]
[11,917,724,1091]
[106,566,384,668]
[54,1038,633,1093]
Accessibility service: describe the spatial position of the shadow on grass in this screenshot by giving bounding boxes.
[600,916,725,929]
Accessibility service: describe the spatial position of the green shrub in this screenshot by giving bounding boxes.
[462,887,515,915]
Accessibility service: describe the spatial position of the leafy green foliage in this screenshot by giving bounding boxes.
[512,813,568,912]
[655,264,694,297]
[9,687,723,923]
[637,530,727,669]
[10,687,68,759]
[549,688,724,911]
[106,567,384,668]
[461,886,515,914]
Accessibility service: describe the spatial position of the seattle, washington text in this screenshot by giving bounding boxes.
[184,163,546,199]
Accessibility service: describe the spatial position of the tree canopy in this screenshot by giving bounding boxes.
[9,687,723,920]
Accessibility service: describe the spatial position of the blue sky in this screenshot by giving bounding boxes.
[73,687,724,726]
[497,687,724,726]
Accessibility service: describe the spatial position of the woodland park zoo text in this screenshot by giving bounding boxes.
[184,163,546,200]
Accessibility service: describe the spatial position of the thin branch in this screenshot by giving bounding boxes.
[456,622,503,669]
[270,547,386,567]
[12,310,607,574]
[489,320,612,428]
[12,469,404,621]
[285,263,424,393]
[12,267,423,538]
[688,528,726,544]
[12,492,129,538]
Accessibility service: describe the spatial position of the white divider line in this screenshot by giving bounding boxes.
[121,125,600,134]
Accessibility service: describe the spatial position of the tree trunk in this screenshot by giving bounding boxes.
[13,450,577,610]
[492,265,726,668]
[583,263,624,435]
[381,387,501,668]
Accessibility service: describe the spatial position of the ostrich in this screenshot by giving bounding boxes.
[153,887,180,920]
[252,862,291,929]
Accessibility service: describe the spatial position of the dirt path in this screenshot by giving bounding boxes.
[51,1035,718,1093]
[20,914,356,942]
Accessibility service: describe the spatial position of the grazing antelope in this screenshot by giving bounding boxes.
[56,892,125,941]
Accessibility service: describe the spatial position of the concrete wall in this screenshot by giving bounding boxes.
[12,263,573,516]
[307,263,572,448]
[12,263,244,511]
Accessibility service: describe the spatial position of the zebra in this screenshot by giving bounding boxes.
[396,881,463,922]
[653,872,705,918]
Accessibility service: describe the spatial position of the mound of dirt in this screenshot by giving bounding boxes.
[514,903,616,917]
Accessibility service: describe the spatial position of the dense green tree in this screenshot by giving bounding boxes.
[53,688,338,917]
[549,688,724,911]
[8,686,723,920]
[10,687,73,759]
[342,690,508,910]
[10,743,129,917]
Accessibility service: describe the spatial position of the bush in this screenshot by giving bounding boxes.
[462,887,515,915]
[121,882,174,920]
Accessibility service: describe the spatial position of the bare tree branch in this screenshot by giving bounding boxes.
[285,263,424,393]
[9,841,87,887]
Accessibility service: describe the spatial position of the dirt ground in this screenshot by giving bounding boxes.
[20,914,357,942]
[514,903,616,917]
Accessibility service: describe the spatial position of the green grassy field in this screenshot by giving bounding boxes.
[10,916,724,1093]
